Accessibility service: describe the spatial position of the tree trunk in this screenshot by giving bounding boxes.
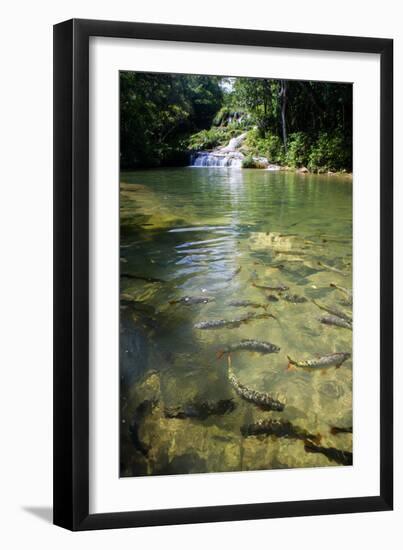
[279,80,288,152]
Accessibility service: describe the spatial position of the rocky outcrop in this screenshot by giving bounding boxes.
[190,133,273,169]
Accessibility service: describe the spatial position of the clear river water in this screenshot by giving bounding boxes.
[119,167,353,477]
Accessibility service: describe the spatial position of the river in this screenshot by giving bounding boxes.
[120,167,353,476]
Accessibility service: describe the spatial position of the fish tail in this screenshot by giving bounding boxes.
[313,433,322,445]
[286,355,298,371]
[168,300,177,305]
[227,353,232,371]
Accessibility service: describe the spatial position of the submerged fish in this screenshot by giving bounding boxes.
[252,282,289,291]
[320,315,352,330]
[169,296,213,306]
[217,339,280,359]
[274,248,307,256]
[266,294,279,302]
[287,352,351,370]
[120,295,156,315]
[312,299,352,322]
[129,399,157,457]
[164,399,235,420]
[225,266,242,281]
[330,282,353,304]
[241,419,321,444]
[283,293,308,304]
[228,300,267,310]
[304,442,353,466]
[227,355,285,411]
[121,272,166,283]
[318,261,346,276]
[330,426,353,435]
[194,312,275,330]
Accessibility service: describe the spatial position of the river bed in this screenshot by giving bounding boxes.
[120,167,353,477]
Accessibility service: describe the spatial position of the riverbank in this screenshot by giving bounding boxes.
[187,127,352,175]
[187,130,352,177]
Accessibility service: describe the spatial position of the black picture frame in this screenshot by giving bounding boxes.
[53,18,393,531]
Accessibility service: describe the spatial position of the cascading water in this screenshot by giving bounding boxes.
[190,151,243,168]
[189,131,280,170]
[189,132,247,168]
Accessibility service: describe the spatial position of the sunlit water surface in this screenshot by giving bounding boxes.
[120,167,352,476]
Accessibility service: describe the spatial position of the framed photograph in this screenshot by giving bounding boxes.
[53,19,393,530]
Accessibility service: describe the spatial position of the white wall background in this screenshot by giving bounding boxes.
[0,0,400,547]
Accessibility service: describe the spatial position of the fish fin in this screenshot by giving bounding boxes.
[286,363,297,372]
[335,363,342,369]
[314,434,322,445]
[321,370,328,376]
[227,353,232,368]
[168,300,177,305]
[216,350,226,360]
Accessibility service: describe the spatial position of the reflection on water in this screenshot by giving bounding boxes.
[120,167,353,477]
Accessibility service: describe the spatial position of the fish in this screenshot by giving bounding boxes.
[228,300,267,310]
[288,218,305,228]
[266,294,279,302]
[227,355,285,411]
[225,266,242,281]
[217,339,280,359]
[320,315,352,330]
[169,296,214,306]
[120,295,156,315]
[274,249,307,256]
[304,442,353,466]
[312,299,352,322]
[252,282,289,291]
[129,399,157,457]
[121,272,166,283]
[164,399,235,420]
[287,352,351,370]
[241,419,321,444]
[283,293,308,303]
[330,426,353,435]
[339,297,353,307]
[318,261,346,276]
[194,312,275,330]
[330,282,353,304]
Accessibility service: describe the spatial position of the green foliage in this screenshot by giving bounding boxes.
[243,129,284,163]
[285,132,311,168]
[120,71,352,172]
[187,126,240,151]
[308,132,351,173]
[263,134,285,164]
[120,72,223,168]
[242,155,258,168]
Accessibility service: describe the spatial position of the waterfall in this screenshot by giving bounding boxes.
[188,132,278,170]
[189,132,247,168]
[190,151,243,168]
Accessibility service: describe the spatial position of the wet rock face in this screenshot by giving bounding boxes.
[189,133,271,168]
[219,132,248,152]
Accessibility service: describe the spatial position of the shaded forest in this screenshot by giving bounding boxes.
[120,72,352,173]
